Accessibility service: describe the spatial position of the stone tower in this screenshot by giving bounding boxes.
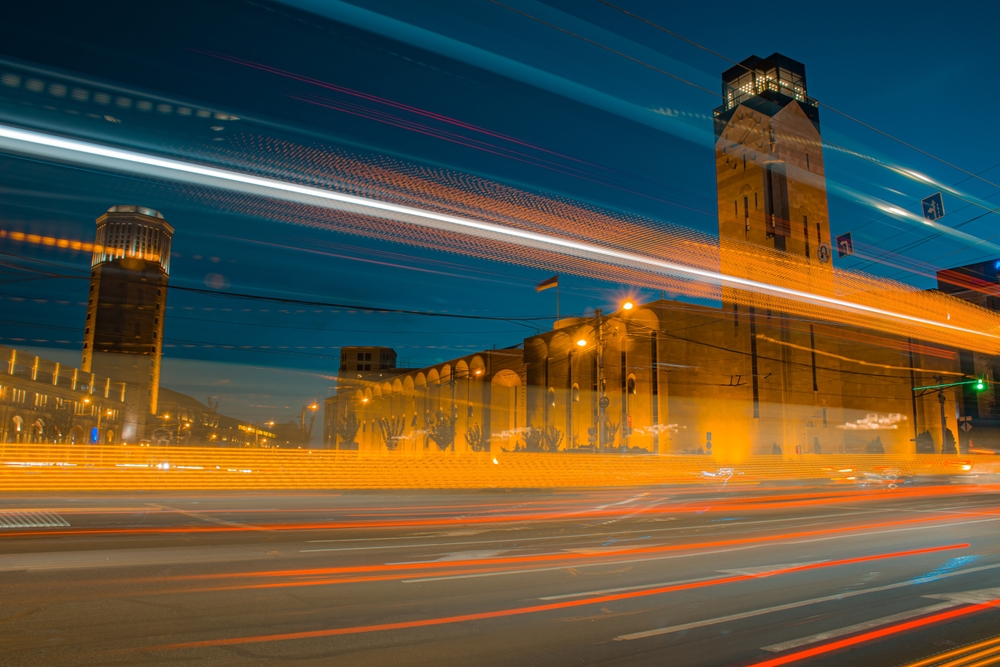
[714,53,833,289]
[82,205,172,442]
[712,54,837,453]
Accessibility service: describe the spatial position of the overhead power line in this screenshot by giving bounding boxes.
[597,1,1000,193]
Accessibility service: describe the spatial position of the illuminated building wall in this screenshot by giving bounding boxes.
[326,53,984,459]
[0,345,125,444]
[323,349,524,452]
[82,205,172,442]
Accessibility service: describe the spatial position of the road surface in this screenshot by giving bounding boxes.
[2,483,1000,666]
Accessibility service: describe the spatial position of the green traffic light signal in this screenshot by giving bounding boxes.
[976,376,986,391]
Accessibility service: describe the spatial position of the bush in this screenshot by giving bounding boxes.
[428,410,456,451]
[465,423,486,452]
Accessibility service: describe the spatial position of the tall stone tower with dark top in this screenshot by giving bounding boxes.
[714,53,832,285]
[712,54,838,452]
[82,205,172,442]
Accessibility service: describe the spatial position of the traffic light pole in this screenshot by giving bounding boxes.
[912,375,985,454]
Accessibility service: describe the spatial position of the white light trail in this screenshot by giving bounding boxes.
[0,123,995,341]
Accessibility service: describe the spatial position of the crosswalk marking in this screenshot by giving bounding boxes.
[0,511,70,529]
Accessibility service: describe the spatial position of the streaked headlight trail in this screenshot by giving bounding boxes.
[0,122,997,349]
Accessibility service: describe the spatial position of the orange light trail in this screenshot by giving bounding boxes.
[151,543,968,650]
[138,513,992,586]
[746,598,1000,667]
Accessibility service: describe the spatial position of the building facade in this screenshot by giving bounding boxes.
[322,53,996,458]
[1,345,125,444]
[82,205,172,442]
[324,348,524,451]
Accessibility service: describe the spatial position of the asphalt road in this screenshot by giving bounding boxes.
[2,483,1000,667]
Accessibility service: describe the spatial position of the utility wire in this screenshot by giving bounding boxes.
[598,0,1000,193]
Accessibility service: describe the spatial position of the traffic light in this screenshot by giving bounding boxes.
[975,375,986,391]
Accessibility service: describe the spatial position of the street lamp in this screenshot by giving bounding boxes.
[622,300,634,311]
[576,338,587,347]
[301,403,319,446]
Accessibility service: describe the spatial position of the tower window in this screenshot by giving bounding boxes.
[743,196,749,231]
[806,153,811,171]
[804,215,810,258]
[743,153,746,171]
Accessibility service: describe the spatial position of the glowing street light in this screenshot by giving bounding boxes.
[576,339,587,347]
[622,300,634,311]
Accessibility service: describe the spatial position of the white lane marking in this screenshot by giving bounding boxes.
[614,563,1000,641]
[783,515,1000,546]
[925,586,1000,604]
[301,511,882,552]
[593,495,648,511]
[389,550,510,565]
[539,575,723,600]
[402,545,766,583]
[718,561,828,576]
[761,602,960,652]
[403,515,1000,585]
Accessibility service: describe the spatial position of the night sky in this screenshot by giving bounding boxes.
[0,0,996,423]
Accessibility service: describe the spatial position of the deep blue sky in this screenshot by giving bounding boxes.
[0,0,996,421]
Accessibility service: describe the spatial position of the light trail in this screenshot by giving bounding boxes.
[746,598,1000,667]
[0,124,997,347]
[120,512,995,586]
[150,543,968,650]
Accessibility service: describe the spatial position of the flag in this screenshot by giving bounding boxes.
[535,275,559,292]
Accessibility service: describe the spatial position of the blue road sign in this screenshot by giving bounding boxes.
[836,232,854,258]
[921,192,945,221]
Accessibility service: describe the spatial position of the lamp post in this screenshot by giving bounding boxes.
[620,300,634,451]
[300,403,318,446]
[83,397,103,444]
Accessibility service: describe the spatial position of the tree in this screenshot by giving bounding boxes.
[377,415,405,451]
[521,427,543,451]
[541,425,563,452]
[915,430,936,454]
[865,436,885,454]
[336,413,360,447]
[942,428,958,455]
[44,402,76,443]
[427,410,456,451]
[464,422,486,452]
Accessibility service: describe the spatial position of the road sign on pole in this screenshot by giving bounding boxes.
[922,193,945,221]
[836,232,854,258]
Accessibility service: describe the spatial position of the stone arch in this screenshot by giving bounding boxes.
[490,369,522,450]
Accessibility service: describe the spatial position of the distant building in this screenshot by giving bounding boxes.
[82,205,172,442]
[936,261,1000,428]
[150,388,269,446]
[339,346,400,374]
[0,345,125,443]
[324,348,523,450]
